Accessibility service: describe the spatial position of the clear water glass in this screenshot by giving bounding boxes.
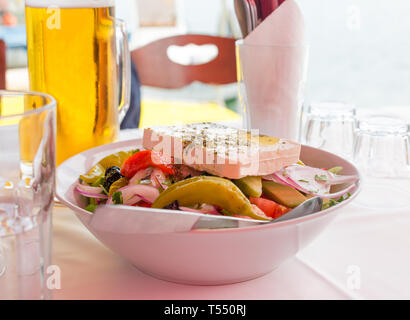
[353,116,410,178]
[236,40,308,139]
[0,91,56,299]
[302,102,356,159]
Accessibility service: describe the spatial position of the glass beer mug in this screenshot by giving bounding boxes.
[25,0,130,165]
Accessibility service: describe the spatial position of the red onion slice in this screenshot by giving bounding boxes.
[284,170,357,199]
[107,184,160,205]
[273,172,304,190]
[265,165,359,200]
[75,186,108,199]
[76,183,103,194]
[129,167,153,185]
[285,165,358,186]
[179,204,221,216]
[118,184,160,204]
[133,193,153,205]
[198,204,220,215]
[150,168,168,190]
[288,175,357,199]
[123,195,141,206]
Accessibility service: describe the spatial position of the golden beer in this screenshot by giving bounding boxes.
[25,0,120,165]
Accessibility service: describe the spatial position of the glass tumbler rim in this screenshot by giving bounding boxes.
[357,115,409,136]
[235,39,309,49]
[306,101,356,120]
[0,90,56,120]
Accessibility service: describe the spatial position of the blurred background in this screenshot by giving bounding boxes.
[3,0,410,122]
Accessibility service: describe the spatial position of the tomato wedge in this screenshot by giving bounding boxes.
[135,201,152,208]
[121,150,175,178]
[249,197,290,219]
[274,204,291,219]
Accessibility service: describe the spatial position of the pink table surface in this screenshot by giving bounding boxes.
[51,130,410,300]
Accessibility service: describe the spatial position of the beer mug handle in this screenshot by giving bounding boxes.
[115,19,131,123]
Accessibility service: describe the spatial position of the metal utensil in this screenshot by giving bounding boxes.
[271,197,323,223]
[91,197,323,234]
[254,0,263,22]
[248,0,259,29]
[243,0,254,35]
[234,0,249,37]
[234,0,253,37]
[193,196,323,229]
[235,0,283,36]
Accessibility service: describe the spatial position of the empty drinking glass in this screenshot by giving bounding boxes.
[351,115,410,210]
[353,116,410,178]
[0,91,56,299]
[236,40,308,139]
[302,102,356,159]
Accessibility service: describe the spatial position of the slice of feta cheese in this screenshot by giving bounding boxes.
[143,123,301,179]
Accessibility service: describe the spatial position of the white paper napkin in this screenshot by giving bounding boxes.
[238,0,308,140]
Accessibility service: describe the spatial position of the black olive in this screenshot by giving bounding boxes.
[105,166,121,177]
[165,200,179,210]
[104,166,123,190]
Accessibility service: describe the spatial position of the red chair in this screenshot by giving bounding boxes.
[130,34,240,128]
[131,34,237,89]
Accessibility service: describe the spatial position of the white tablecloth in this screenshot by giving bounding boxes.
[52,130,410,300]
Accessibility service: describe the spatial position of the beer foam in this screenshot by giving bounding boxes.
[26,0,115,8]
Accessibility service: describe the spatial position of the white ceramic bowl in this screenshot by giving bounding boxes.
[56,139,361,285]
